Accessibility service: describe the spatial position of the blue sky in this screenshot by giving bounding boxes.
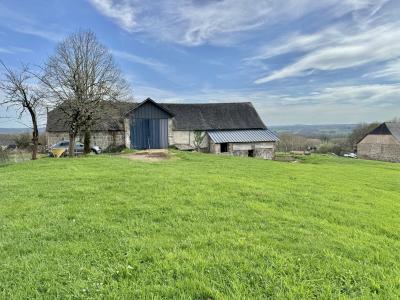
[0,0,399,127]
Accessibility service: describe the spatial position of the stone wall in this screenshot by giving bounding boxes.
[47,131,125,150]
[172,130,209,148]
[358,134,400,162]
[209,141,276,160]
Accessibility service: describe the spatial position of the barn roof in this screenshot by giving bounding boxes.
[359,122,400,143]
[46,101,137,132]
[161,102,266,130]
[385,122,400,142]
[47,99,268,132]
[208,129,279,143]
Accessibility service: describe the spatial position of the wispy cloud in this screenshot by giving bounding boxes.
[252,0,399,83]
[130,82,400,124]
[111,49,169,72]
[363,59,400,81]
[88,0,137,32]
[254,24,400,83]
[12,26,62,42]
[0,46,32,54]
[88,0,385,46]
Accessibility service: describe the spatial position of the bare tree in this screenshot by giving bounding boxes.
[0,61,42,160]
[39,30,130,157]
[347,122,379,150]
[193,130,205,151]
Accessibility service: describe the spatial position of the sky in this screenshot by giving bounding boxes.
[0,0,399,127]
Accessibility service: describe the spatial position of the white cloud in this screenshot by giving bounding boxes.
[88,0,137,32]
[363,59,400,81]
[88,0,387,46]
[128,82,400,124]
[253,0,399,83]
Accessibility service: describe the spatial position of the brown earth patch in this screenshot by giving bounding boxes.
[122,149,171,162]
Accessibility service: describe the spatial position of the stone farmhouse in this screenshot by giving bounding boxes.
[46,98,279,159]
[357,122,400,162]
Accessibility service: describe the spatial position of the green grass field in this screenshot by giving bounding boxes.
[1,152,399,299]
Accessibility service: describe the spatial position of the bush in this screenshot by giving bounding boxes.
[14,133,31,149]
[103,144,126,153]
[317,143,346,155]
[0,148,9,163]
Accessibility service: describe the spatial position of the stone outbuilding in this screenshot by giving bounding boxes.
[357,122,400,162]
[46,98,279,159]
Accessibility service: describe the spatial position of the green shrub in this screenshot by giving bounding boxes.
[0,148,9,163]
[103,144,126,153]
[14,133,31,149]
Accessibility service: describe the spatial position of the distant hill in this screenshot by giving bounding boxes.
[0,128,45,134]
[269,124,358,138]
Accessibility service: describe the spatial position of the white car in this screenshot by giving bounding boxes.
[344,153,357,158]
[49,140,102,156]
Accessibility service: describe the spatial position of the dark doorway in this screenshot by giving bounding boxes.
[220,143,228,153]
[248,149,254,157]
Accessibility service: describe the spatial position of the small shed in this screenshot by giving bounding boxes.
[208,129,279,159]
[357,122,400,162]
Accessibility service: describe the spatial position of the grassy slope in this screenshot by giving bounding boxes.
[0,153,399,299]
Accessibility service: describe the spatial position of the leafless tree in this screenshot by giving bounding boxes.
[39,30,130,156]
[0,61,43,160]
[193,130,205,151]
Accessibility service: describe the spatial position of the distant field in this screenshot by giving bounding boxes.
[270,124,357,137]
[0,152,399,298]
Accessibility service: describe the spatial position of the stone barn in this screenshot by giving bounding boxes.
[357,122,400,162]
[46,98,279,159]
[46,101,136,149]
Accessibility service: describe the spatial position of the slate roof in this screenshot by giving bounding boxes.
[359,122,400,143]
[161,102,266,130]
[47,99,268,132]
[208,129,279,143]
[46,101,137,132]
[386,122,400,142]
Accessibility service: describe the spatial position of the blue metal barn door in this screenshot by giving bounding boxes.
[131,118,168,149]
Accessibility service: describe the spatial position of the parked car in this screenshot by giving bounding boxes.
[344,153,357,159]
[49,141,101,157]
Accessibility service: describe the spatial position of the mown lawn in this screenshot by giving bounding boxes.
[0,152,399,299]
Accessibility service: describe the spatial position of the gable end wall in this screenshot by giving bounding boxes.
[357,134,400,162]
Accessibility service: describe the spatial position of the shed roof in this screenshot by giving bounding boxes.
[161,102,266,130]
[208,129,279,143]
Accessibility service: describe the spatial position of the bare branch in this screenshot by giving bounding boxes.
[0,60,42,159]
[39,30,132,156]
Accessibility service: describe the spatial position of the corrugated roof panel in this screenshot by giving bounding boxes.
[208,129,279,143]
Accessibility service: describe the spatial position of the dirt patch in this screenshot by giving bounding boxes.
[122,149,171,162]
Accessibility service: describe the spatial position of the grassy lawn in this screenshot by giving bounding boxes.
[0,152,399,299]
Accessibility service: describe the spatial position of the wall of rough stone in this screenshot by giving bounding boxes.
[358,142,400,162]
[47,131,125,150]
[209,141,276,160]
[172,130,209,148]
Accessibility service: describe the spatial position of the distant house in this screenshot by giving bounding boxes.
[357,122,400,162]
[46,98,278,159]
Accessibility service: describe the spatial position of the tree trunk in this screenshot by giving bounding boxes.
[28,107,39,160]
[84,129,91,155]
[68,132,76,158]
